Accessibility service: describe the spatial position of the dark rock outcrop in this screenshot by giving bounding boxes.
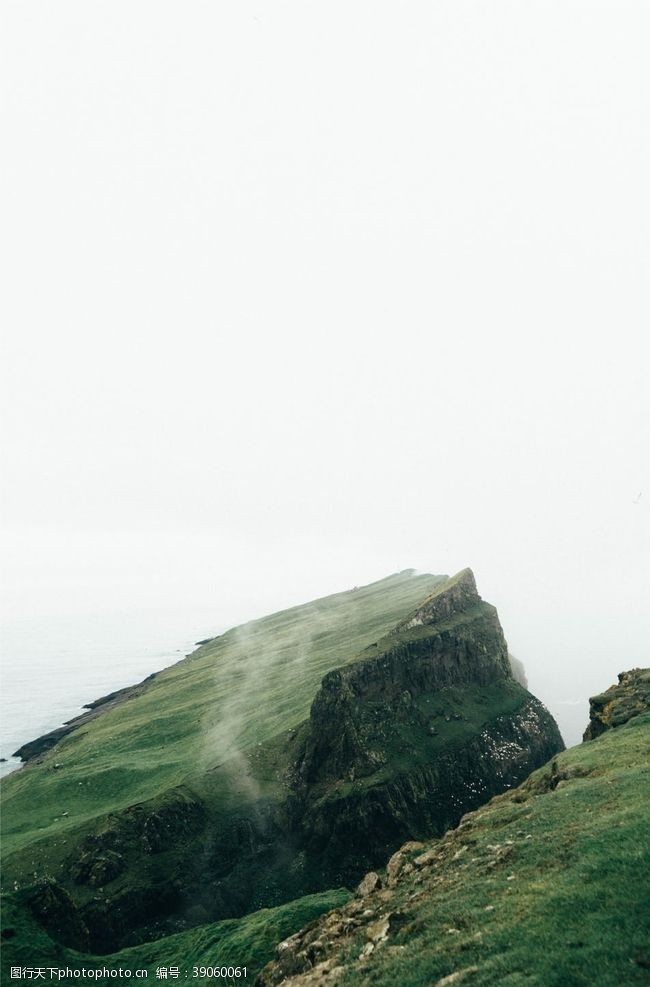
[283,569,563,888]
[583,667,650,740]
[20,880,90,952]
[65,790,206,950]
[294,570,511,786]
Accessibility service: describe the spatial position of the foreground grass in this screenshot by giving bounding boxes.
[0,889,350,985]
[258,709,650,987]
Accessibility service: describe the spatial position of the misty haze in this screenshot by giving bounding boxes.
[1,3,648,985]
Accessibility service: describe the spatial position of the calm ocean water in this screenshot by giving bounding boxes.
[0,607,223,778]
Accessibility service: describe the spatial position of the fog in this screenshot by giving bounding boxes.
[1,2,648,748]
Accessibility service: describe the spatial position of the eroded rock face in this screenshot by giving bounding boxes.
[583,668,650,740]
[22,880,90,952]
[356,872,382,896]
[66,791,205,950]
[396,569,483,630]
[282,571,563,887]
[295,570,513,787]
[71,791,205,887]
[286,696,562,888]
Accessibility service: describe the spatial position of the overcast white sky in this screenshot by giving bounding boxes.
[1,2,648,732]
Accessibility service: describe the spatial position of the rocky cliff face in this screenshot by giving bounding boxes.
[583,667,650,740]
[395,568,489,630]
[296,571,510,784]
[282,569,563,889]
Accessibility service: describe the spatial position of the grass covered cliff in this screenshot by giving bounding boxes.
[1,569,565,980]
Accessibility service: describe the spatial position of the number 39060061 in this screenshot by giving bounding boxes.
[191,968,247,979]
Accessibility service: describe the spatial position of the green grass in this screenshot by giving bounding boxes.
[0,888,350,986]
[302,711,650,987]
[1,570,445,864]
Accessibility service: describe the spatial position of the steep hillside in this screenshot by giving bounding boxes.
[2,570,446,852]
[257,669,650,987]
[1,569,562,968]
[279,570,561,890]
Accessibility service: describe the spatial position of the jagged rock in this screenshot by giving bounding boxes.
[414,848,439,868]
[365,916,390,943]
[434,967,480,986]
[583,668,650,740]
[73,849,125,887]
[386,851,406,886]
[356,871,381,897]
[397,570,483,630]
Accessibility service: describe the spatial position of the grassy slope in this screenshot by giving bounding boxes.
[263,710,650,987]
[0,889,351,985]
[1,571,445,863]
